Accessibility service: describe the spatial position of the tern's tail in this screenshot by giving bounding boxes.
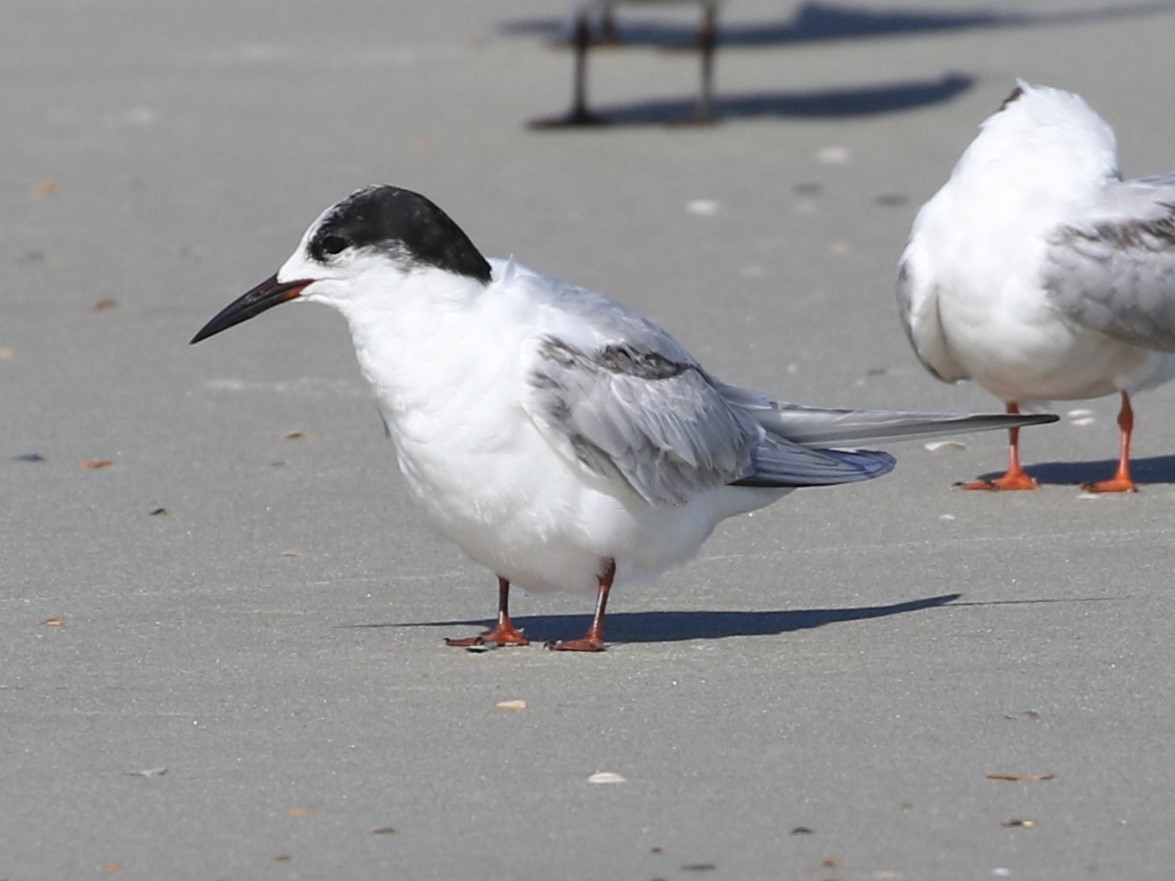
[759,404,1057,448]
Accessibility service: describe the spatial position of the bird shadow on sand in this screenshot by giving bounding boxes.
[363,592,961,644]
[529,73,972,127]
[973,454,1175,487]
[503,0,1175,47]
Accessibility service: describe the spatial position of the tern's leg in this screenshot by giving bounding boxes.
[445,577,531,647]
[1081,391,1139,493]
[960,402,1038,491]
[549,559,616,652]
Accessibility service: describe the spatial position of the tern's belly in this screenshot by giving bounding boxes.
[960,330,1151,401]
[386,414,781,594]
[938,283,1170,401]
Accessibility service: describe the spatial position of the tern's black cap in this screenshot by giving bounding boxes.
[998,84,1025,112]
[308,185,492,284]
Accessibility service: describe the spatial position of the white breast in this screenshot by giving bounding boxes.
[337,266,782,594]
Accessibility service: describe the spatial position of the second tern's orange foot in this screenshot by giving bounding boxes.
[1081,393,1138,493]
[959,404,1038,491]
[1079,477,1138,493]
[958,473,1039,491]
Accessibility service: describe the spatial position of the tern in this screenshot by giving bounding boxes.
[193,185,1055,650]
[900,81,1175,492]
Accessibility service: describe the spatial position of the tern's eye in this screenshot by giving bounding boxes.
[319,234,350,256]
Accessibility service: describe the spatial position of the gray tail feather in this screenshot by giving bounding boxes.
[758,405,1058,448]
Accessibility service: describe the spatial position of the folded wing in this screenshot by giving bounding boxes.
[524,336,894,507]
[1045,175,1175,351]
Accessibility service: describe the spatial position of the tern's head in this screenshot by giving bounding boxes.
[190,185,492,344]
[956,81,1119,187]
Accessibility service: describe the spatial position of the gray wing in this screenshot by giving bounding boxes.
[524,335,895,507]
[1045,175,1175,351]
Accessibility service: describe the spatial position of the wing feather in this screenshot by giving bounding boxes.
[1046,177,1175,351]
[524,336,893,506]
[525,336,757,505]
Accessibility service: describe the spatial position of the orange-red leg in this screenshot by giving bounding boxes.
[548,559,615,652]
[1081,391,1138,493]
[960,403,1039,491]
[445,577,531,647]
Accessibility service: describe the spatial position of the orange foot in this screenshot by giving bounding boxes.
[1079,477,1138,493]
[546,636,606,653]
[444,624,530,648]
[958,473,1038,491]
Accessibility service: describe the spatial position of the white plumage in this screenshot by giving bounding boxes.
[899,81,1175,492]
[194,185,1054,650]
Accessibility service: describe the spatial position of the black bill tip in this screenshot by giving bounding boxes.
[190,274,310,344]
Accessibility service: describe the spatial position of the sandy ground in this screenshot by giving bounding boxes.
[5,1,1175,878]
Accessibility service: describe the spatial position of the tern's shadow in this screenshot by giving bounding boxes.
[977,454,1175,487]
[364,592,961,644]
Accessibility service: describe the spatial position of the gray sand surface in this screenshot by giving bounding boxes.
[5,1,1175,878]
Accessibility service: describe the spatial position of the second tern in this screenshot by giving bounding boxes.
[900,81,1175,492]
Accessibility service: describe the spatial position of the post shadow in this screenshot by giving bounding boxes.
[531,73,973,127]
[503,1,1175,48]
